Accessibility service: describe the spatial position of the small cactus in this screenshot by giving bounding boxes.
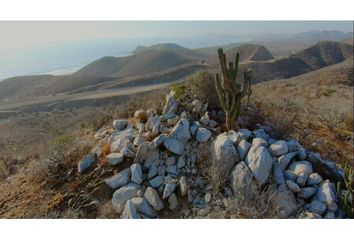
[215,48,252,130]
[337,164,354,218]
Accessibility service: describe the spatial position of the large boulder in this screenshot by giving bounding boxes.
[230,161,255,200]
[273,189,298,218]
[105,168,131,189]
[245,145,273,185]
[144,187,164,211]
[213,133,240,176]
[112,185,140,214]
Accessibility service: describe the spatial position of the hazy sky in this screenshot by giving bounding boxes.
[0,21,352,56]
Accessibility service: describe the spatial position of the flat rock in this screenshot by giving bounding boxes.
[288,161,313,176]
[144,187,164,211]
[149,175,164,188]
[78,154,96,173]
[105,168,131,189]
[245,145,273,185]
[297,187,317,199]
[164,137,184,155]
[106,152,124,166]
[112,185,140,214]
[269,140,288,156]
[286,180,301,193]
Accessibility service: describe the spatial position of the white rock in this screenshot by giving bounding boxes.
[230,161,255,200]
[227,130,242,145]
[252,137,268,147]
[245,145,273,185]
[192,99,203,113]
[106,152,124,166]
[163,94,178,115]
[200,112,210,125]
[273,189,298,218]
[269,140,288,156]
[288,161,313,177]
[133,135,146,146]
[105,168,131,189]
[315,180,338,211]
[144,187,164,211]
[131,163,143,184]
[113,119,128,131]
[277,151,298,170]
[121,200,141,219]
[196,128,212,142]
[179,176,188,196]
[237,139,252,160]
[163,182,176,199]
[204,193,212,203]
[130,197,157,218]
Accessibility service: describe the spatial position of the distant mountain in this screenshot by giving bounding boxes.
[238,41,353,83]
[291,31,353,42]
[74,44,204,78]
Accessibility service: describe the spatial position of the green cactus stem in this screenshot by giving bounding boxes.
[337,164,354,218]
[215,48,252,131]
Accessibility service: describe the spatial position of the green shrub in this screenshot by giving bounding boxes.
[170,82,186,100]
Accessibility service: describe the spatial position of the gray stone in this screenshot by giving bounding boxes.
[253,129,270,141]
[131,163,143,184]
[252,138,268,147]
[288,161,313,176]
[277,151,298,170]
[105,168,131,189]
[137,190,144,198]
[245,145,273,185]
[177,155,186,168]
[307,152,342,183]
[273,189,298,218]
[200,113,210,125]
[166,157,176,166]
[230,161,255,199]
[204,193,212,203]
[323,212,336,219]
[268,138,277,145]
[163,182,176,199]
[163,94,178,115]
[284,170,297,182]
[113,119,128,131]
[167,165,179,176]
[213,133,240,176]
[297,148,307,160]
[148,165,158,179]
[307,172,323,186]
[286,139,302,152]
[164,137,184,155]
[238,129,252,140]
[168,193,178,210]
[130,197,157,218]
[149,175,164,188]
[158,165,166,176]
[315,180,338,211]
[189,125,198,136]
[179,176,188,196]
[192,99,203,113]
[274,162,285,185]
[169,118,191,144]
[209,120,218,128]
[122,146,135,158]
[310,200,327,215]
[112,185,139,214]
[78,154,96,173]
[278,183,288,192]
[121,200,141,219]
[269,140,288,156]
[296,173,308,187]
[237,139,252,160]
[106,152,124,166]
[297,187,317,199]
[286,180,301,193]
[144,187,164,211]
[196,128,212,142]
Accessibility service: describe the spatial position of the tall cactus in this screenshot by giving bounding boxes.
[215,48,252,130]
[337,164,354,218]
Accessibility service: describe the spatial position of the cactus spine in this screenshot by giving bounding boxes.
[215,48,252,131]
[337,164,354,218]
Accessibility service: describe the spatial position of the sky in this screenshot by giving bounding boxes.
[0,21,352,56]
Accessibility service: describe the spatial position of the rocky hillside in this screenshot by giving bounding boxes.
[74,93,346,219]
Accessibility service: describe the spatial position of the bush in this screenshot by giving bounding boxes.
[170,82,187,100]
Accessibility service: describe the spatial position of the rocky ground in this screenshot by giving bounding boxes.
[75,92,348,219]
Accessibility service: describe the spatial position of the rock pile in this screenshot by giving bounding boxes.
[78,93,345,219]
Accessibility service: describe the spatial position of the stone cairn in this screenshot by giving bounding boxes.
[78,93,346,219]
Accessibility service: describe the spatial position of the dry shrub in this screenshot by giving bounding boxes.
[229,184,278,219]
[100,143,111,159]
[97,201,117,219]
